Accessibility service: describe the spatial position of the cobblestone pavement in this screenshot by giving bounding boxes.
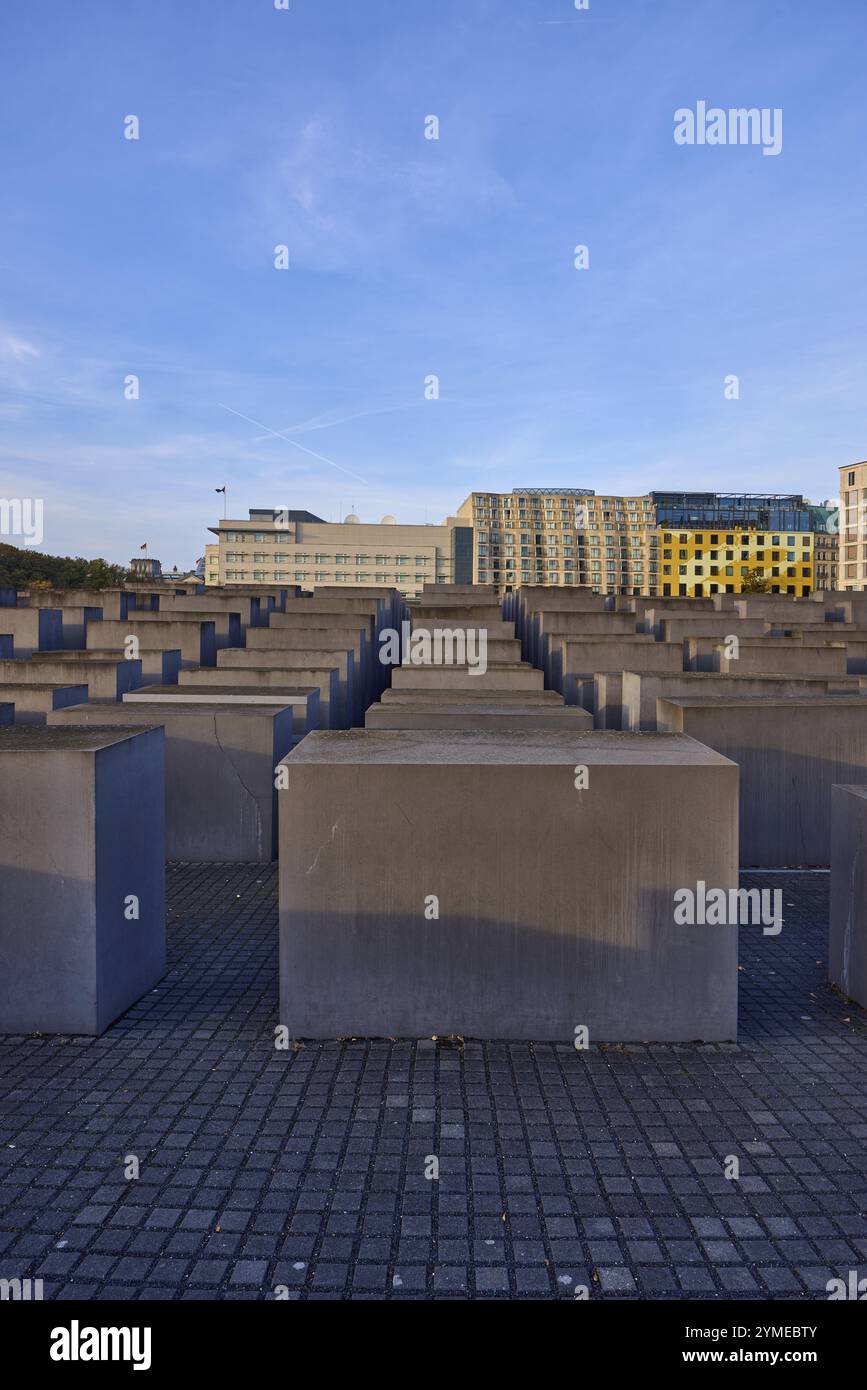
[1,866,865,1300]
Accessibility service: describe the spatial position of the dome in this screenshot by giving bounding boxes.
[380,514,397,525]
[343,513,361,525]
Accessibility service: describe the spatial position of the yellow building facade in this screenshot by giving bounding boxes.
[658,526,814,597]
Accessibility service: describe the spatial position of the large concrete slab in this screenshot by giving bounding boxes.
[49,702,296,861]
[711,640,848,677]
[0,608,62,656]
[0,682,89,724]
[225,641,360,722]
[33,645,180,687]
[179,662,345,728]
[656,695,867,866]
[622,670,859,732]
[123,683,320,734]
[829,784,867,1008]
[389,663,543,693]
[0,725,166,1035]
[156,595,247,639]
[0,656,142,701]
[380,687,564,706]
[35,603,104,650]
[363,702,593,731]
[657,616,767,645]
[279,730,739,1041]
[556,638,684,709]
[90,618,217,668]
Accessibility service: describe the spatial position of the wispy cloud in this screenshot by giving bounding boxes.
[0,328,39,362]
[245,115,515,271]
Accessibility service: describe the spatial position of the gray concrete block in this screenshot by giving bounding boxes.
[829,784,867,1008]
[657,695,867,866]
[179,663,344,729]
[712,640,848,677]
[622,670,860,732]
[48,702,296,862]
[29,588,123,620]
[0,683,89,725]
[0,725,166,1035]
[123,683,320,734]
[279,730,739,1041]
[221,644,357,723]
[90,618,217,668]
[135,647,181,685]
[390,663,543,693]
[379,687,564,705]
[556,638,683,707]
[0,656,142,701]
[0,608,62,656]
[363,702,593,731]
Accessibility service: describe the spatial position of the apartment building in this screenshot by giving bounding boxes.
[810,503,839,591]
[838,461,867,589]
[455,489,659,596]
[203,486,840,600]
[206,509,472,597]
[657,526,814,596]
[652,492,836,597]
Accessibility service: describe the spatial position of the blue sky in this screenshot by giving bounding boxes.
[1,0,865,567]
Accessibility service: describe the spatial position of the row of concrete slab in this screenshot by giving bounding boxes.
[277,584,867,1040]
[503,585,867,871]
[1,581,402,860]
[2,582,867,1042]
[0,579,407,1036]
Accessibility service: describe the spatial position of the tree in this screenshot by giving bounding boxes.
[0,543,127,593]
[740,567,771,594]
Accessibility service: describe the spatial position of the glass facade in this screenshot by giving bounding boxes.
[651,492,814,532]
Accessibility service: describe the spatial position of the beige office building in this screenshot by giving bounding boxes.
[205,509,472,597]
[839,462,867,589]
[456,489,659,596]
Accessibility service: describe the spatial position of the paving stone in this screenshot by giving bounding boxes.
[0,866,863,1300]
